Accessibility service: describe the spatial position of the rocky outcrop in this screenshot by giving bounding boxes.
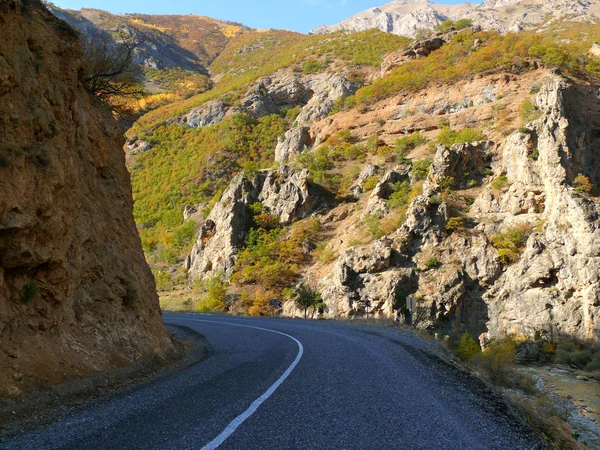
[381,37,446,76]
[0,0,171,398]
[319,238,414,317]
[178,70,357,130]
[274,127,312,164]
[187,166,318,281]
[317,76,600,345]
[311,0,600,38]
[185,100,228,128]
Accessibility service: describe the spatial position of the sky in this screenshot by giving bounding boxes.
[51,0,484,33]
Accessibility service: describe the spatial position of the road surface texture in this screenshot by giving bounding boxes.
[1,314,547,449]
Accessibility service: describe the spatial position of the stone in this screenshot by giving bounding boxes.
[187,166,319,282]
[274,127,312,164]
[514,340,542,364]
[186,99,228,128]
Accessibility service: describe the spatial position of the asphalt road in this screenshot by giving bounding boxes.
[1,314,547,449]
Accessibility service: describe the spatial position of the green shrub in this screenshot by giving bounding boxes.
[411,159,432,181]
[362,176,380,192]
[387,181,411,209]
[424,257,441,269]
[454,18,473,30]
[472,339,516,382]
[437,127,487,147]
[302,58,324,75]
[197,278,227,312]
[555,339,599,369]
[435,20,455,33]
[446,217,465,232]
[491,228,525,265]
[454,332,481,362]
[491,175,509,191]
[363,214,385,239]
[395,132,428,160]
[574,173,593,195]
[519,99,542,124]
[20,281,40,303]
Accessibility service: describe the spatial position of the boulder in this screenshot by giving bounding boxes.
[274,127,312,164]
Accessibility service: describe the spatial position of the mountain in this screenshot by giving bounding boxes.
[46,5,251,74]
[311,0,600,37]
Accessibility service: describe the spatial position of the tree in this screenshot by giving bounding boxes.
[294,283,323,319]
[80,26,142,108]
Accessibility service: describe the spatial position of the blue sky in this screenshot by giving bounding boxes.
[51,0,483,33]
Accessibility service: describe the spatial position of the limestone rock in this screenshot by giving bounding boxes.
[311,0,599,38]
[187,167,319,281]
[274,127,312,164]
[381,37,446,76]
[296,74,357,126]
[186,100,228,128]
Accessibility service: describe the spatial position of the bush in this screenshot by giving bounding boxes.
[574,173,593,195]
[473,338,516,382]
[362,176,380,192]
[20,281,40,303]
[197,279,227,312]
[519,99,542,124]
[435,20,455,34]
[387,181,411,209]
[363,214,385,239]
[491,175,509,191]
[454,18,473,30]
[491,228,526,265]
[437,127,487,147]
[424,257,441,269]
[411,159,432,181]
[294,283,323,319]
[302,58,324,74]
[555,339,599,369]
[455,332,481,362]
[446,217,465,232]
[395,132,428,160]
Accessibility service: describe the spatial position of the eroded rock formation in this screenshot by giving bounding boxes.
[317,76,600,345]
[186,166,319,282]
[0,0,171,398]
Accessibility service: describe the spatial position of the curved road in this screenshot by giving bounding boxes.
[2,314,546,449]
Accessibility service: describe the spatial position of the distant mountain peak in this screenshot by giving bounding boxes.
[311,0,600,37]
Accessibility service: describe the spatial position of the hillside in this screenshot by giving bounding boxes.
[312,0,600,37]
[119,6,600,359]
[0,0,171,398]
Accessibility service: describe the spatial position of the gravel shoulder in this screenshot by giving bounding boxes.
[0,324,208,442]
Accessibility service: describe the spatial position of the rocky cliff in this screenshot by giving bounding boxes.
[312,0,600,37]
[314,75,600,345]
[0,0,171,398]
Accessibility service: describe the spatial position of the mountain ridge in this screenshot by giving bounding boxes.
[311,0,600,37]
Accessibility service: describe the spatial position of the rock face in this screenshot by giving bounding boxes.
[312,0,600,38]
[0,0,171,398]
[187,167,318,281]
[181,70,357,129]
[319,238,414,317]
[318,75,600,345]
[274,127,312,164]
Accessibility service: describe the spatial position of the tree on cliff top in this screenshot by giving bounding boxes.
[81,26,142,109]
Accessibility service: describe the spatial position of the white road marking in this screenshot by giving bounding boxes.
[175,318,304,450]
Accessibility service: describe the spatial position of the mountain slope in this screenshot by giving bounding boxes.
[312,0,600,37]
[47,6,250,73]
